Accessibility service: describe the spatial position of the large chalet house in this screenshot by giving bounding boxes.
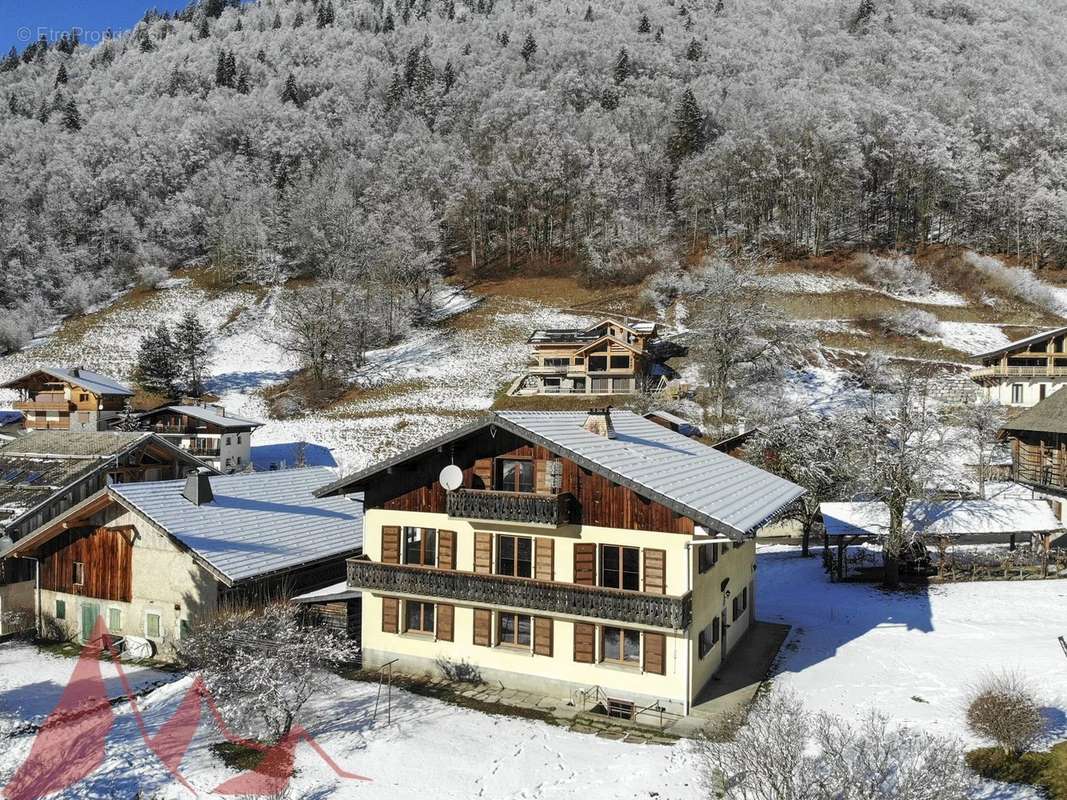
[2,468,363,655]
[1,367,134,432]
[131,404,262,474]
[971,325,1067,408]
[510,318,675,397]
[1001,390,1067,523]
[0,431,210,636]
[317,408,803,717]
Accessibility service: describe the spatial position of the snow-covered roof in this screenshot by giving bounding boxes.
[111,467,363,584]
[971,325,1067,361]
[318,410,805,538]
[821,499,1062,539]
[1002,389,1067,436]
[142,404,263,430]
[644,410,698,429]
[292,581,361,604]
[0,367,133,397]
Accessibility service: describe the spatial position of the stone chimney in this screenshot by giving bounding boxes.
[182,468,214,506]
[70,366,81,378]
[582,407,616,439]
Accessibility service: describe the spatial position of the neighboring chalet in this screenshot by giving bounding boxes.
[0,431,210,635]
[4,468,363,655]
[971,325,1067,408]
[132,404,262,474]
[317,408,803,718]
[1,367,134,432]
[510,317,677,396]
[1002,390,1067,522]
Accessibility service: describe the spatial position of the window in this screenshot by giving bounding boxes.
[107,608,122,632]
[498,459,534,493]
[1012,383,1024,404]
[698,543,719,573]
[497,535,533,577]
[55,599,66,620]
[600,545,640,590]
[733,587,749,621]
[543,358,570,367]
[602,626,640,664]
[497,613,531,647]
[145,612,162,639]
[72,561,85,586]
[404,527,437,566]
[405,601,434,634]
[1040,384,1048,401]
[236,434,242,444]
[79,393,89,402]
[225,436,232,446]
[588,355,608,372]
[698,619,721,658]
[609,355,630,370]
[574,357,585,366]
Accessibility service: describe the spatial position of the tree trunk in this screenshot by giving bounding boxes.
[883,552,900,588]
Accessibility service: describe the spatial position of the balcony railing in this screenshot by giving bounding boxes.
[971,365,1067,379]
[347,559,691,630]
[446,488,570,526]
[13,399,73,412]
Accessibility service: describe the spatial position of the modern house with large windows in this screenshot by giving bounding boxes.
[317,408,803,717]
[971,325,1067,408]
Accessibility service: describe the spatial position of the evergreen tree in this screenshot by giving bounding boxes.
[686,38,703,61]
[61,99,82,132]
[445,0,455,20]
[499,31,510,47]
[204,0,226,19]
[235,17,243,32]
[583,4,594,21]
[442,60,456,94]
[600,87,619,110]
[225,52,237,84]
[256,48,266,63]
[198,17,211,39]
[7,94,18,116]
[55,64,68,87]
[114,399,141,432]
[851,0,875,30]
[413,51,436,94]
[272,12,283,29]
[462,42,471,55]
[715,0,725,15]
[684,14,693,31]
[317,1,336,28]
[1,47,18,72]
[134,322,180,397]
[638,13,651,33]
[236,71,250,94]
[139,32,156,53]
[613,48,630,84]
[386,70,405,108]
[667,87,706,164]
[175,311,212,398]
[520,33,537,64]
[404,46,420,87]
[215,51,228,86]
[72,30,81,49]
[281,73,303,106]
[383,10,395,31]
[293,10,305,27]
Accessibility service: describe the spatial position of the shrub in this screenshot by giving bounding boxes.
[965,747,1049,786]
[879,308,942,338]
[136,262,170,288]
[966,671,1045,756]
[860,252,934,297]
[964,251,1063,315]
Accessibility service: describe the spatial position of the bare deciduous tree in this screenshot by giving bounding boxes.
[966,671,1045,757]
[952,398,1009,499]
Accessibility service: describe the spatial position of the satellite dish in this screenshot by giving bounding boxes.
[439,464,463,491]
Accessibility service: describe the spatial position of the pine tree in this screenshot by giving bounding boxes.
[134,322,180,397]
[236,71,250,94]
[1,47,18,72]
[225,52,237,84]
[55,64,68,87]
[413,51,436,94]
[61,99,82,132]
[684,14,693,31]
[714,0,725,15]
[442,60,456,94]
[293,10,305,27]
[215,51,228,87]
[383,10,395,31]
[272,12,283,29]
[520,33,537,64]
[686,38,702,61]
[638,13,651,33]
[613,48,630,84]
[386,70,405,108]
[204,0,226,19]
[114,399,141,432]
[462,42,471,55]
[850,0,875,31]
[655,27,663,43]
[317,1,335,28]
[667,87,705,164]
[281,73,303,106]
[198,17,211,39]
[235,17,243,31]
[175,311,212,398]
[499,31,510,47]
[72,30,80,49]
[583,4,594,21]
[256,48,266,63]
[445,0,455,20]
[7,94,18,115]
[600,87,619,110]
[139,33,155,53]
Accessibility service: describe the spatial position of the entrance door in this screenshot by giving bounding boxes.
[80,603,100,642]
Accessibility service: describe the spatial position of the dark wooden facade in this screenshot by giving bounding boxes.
[1010,431,1067,492]
[364,428,694,535]
[38,526,134,602]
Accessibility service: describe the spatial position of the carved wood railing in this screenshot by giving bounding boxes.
[347,558,691,630]
[446,489,571,526]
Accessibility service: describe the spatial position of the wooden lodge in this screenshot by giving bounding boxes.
[1,367,134,432]
[971,325,1067,408]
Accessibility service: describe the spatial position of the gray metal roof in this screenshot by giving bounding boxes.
[0,431,145,458]
[142,405,263,430]
[111,467,362,584]
[1,367,133,396]
[971,325,1067,361]
[318,411,804,538]
[1002,388,1067,435]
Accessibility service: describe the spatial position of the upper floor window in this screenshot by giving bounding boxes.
[543,358,570,367]
[497,535,532,578]
[404,527,437,566]
[1011,383,1024,404]
[72,561,85,586]
[600,544,640,591]
[609,355,630,369]
[78,393,89,402]
[698,543,719,573]
[498,459,534,493]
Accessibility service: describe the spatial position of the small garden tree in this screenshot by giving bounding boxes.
[966,671,1044,757]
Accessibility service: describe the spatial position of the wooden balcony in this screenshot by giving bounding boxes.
[347,559,691,630]
[971,365,1067,379]
[13,399,74,412]
[446,488,571,526]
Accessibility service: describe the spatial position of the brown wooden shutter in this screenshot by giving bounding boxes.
[381,526,401,564]
[474,532,493,574]
[436,604,454,642]
[643,548,666,595]
[573,622,595,663]
[573,543,596,586]
[643,632,666,675]
[533,616,553,657]
[535,537,554,581]
[382,597,399,633]
[473,608,492,646]
[473,458,493,489]
[438,530,457,570]
[534,459,550,494]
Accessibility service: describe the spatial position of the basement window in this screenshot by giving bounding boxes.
[72,562,84,587]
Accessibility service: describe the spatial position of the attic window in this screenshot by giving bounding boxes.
[72,561,84,586]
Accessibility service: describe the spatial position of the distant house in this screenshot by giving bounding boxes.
[643,410,702,438]
[4,467,363,656]
[0,367,134,432]
[1001,390,1067,522]
[510,317,676,396]
[0,411,23,442]
[0,431,210,636]
[132,404,262,474]
[971,325,1067,408]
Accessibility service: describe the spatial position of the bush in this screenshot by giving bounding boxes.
[860,252,934,297]
[966,671,1045,756]
[136,262,170,288]
[964,251,1063,315]
[965,747,1049,786]
[879,308,942,338]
